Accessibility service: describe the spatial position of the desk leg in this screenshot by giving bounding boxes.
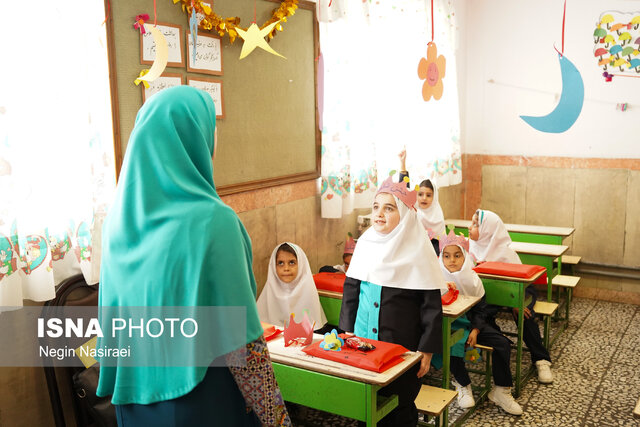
[442,318,452,389]
[365,384,398,426]
[442,317,451,427]
[515,283,525,398]
[365,383,375,426]
[566,288,572,323]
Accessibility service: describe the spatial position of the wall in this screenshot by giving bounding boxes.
[463,0,640,158]
[221,180,364,293]
[458,0,640,300]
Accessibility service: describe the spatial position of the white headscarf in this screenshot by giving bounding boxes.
[257,243,327,327]
[347,194,447,290]
[439,245,485,298]
[469,210,521,264]
[416,180,446,238]
[331,264,346,273]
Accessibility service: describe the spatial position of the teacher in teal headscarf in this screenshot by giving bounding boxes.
[97,86,290,426]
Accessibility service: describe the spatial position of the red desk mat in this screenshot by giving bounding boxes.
[313,272,346,293]
[473,262,547,284]
[302,335,408,373]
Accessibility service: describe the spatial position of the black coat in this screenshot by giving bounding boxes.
[338,277,443,354]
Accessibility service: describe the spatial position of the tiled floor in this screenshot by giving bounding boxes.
[287,297,640,426]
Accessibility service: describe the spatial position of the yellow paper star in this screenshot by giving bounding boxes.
[235,21,286,60]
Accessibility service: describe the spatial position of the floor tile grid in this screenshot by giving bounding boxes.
[578,302,640,427]
[458,297,596,425]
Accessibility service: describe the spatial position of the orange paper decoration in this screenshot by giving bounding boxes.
[418,42,446,101]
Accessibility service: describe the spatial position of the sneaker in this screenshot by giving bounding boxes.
[452,379,475,409]
[488,386,523,415]
[535,360,553,383]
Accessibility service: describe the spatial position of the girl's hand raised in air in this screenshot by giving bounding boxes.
[398,148,407,171]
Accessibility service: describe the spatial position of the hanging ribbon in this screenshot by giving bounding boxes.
[430,0,434,43]
[102,0,111,25]
[554,0,566,56]
[253,0,257,24]
[134,14,149,34]
[134,69,151,88]
[154,0,158,26]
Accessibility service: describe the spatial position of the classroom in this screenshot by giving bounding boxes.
[0,0,639,426]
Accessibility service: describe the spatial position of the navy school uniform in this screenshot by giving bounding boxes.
[449,296,514,388]
[339,277,443,427]
[482,285,551,364]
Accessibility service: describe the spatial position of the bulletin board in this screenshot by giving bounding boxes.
[105,0,319,194]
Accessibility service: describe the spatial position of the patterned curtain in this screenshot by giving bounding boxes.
[0,2,115,308]
[317,0,462,218]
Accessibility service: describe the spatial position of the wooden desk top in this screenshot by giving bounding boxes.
[318,289,343,299]
[442,295,482,318]
[476,268,545,284]
[445,219,574,237]
[505,223,574,237]
[267,334,422,386]
[509,241,569,257]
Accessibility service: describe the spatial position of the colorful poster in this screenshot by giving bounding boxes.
[593,11,640,74]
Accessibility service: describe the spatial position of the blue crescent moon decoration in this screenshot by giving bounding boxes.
[520,54,584,133]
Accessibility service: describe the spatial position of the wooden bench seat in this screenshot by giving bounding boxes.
[534,301,559,350]
[554,255,581,264]
[552,275,580,288]
[474,344,493,352]
[533,301,559,316]
[561,255,581,265]
[415,385,457,417]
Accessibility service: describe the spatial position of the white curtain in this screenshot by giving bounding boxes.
[0,2,116,308]
[317,0,462,218]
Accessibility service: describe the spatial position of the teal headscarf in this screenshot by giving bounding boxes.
[96,86,263,405]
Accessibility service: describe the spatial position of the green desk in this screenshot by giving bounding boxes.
[509,241,570,347]
[267,335,422,426]
[476,269,544,397]
[509,241,568,300]
[318,289,343,326]
[445,219,574,246]
[317,290,484,426]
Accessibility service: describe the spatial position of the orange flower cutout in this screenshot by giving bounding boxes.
[418,42,446,101]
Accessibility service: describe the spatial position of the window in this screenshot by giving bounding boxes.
[0,1,116,306]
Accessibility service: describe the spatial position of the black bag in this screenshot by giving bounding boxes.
[72,365,117,427]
